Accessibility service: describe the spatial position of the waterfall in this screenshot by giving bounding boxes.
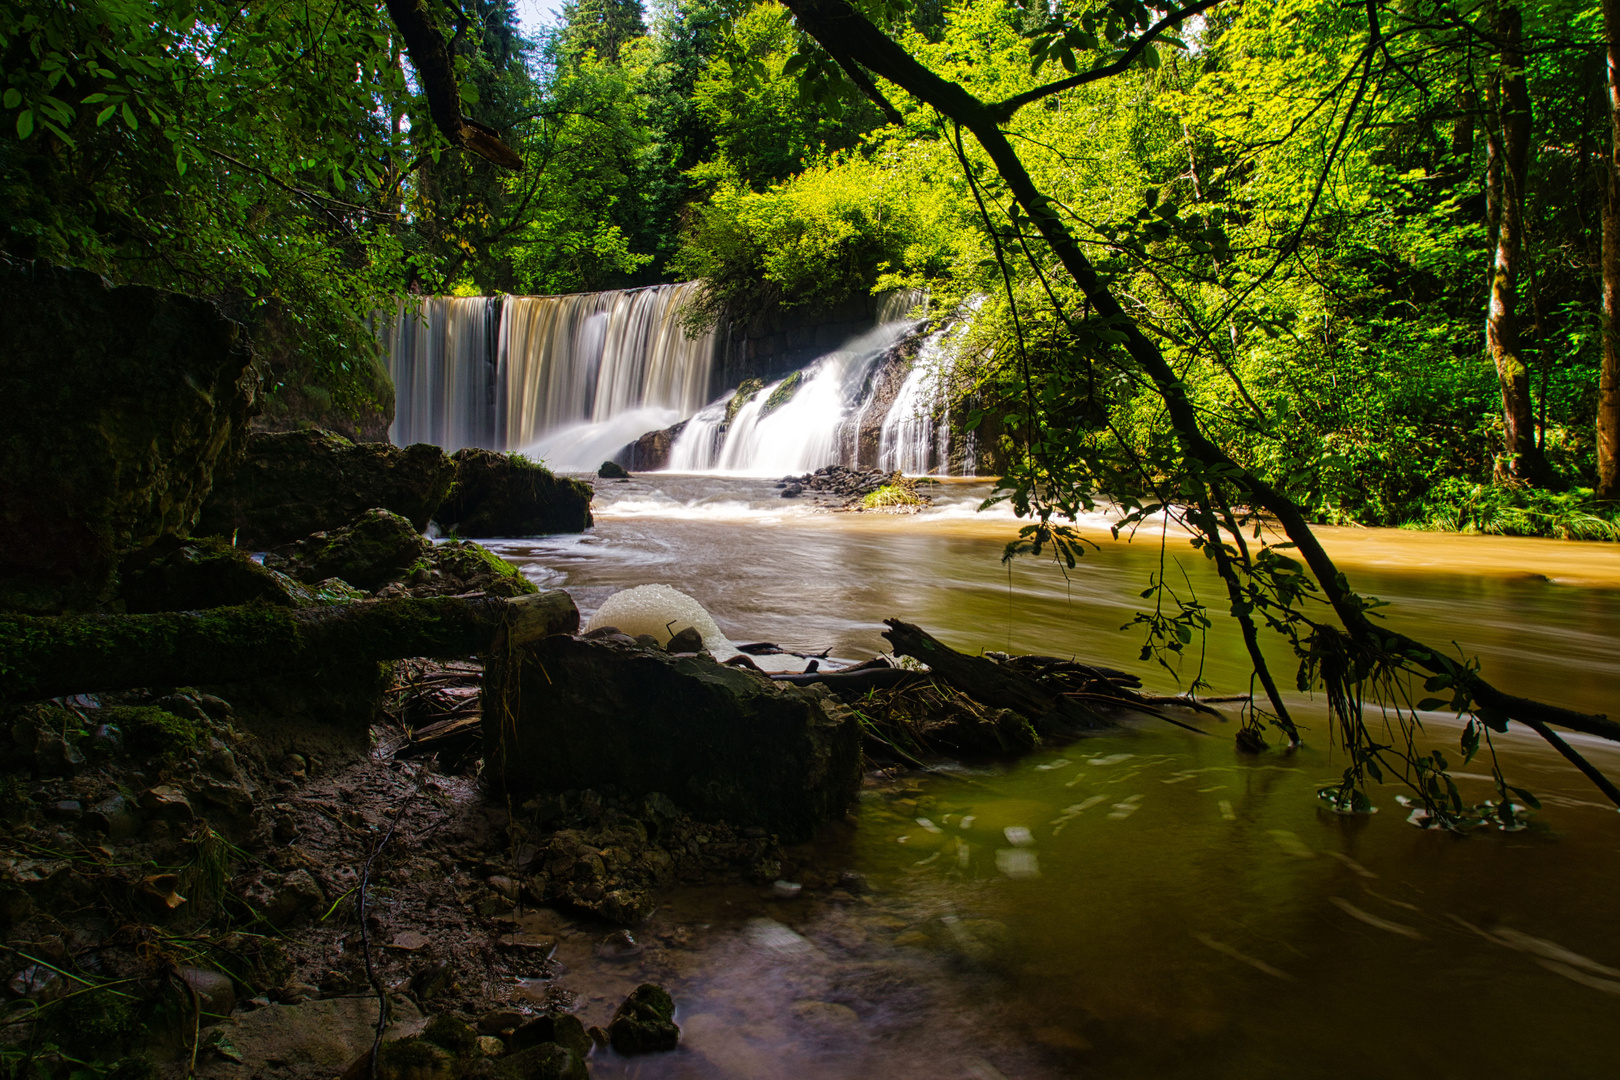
[667,320,918,475]
[878,323,956,475]
[387,296,503,453]
[383,283,981,476]
[384,283,716,465]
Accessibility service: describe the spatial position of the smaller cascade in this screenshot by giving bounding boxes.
[667,321,917,475]
[878,314,973,475]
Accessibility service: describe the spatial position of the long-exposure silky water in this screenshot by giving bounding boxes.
[382,284,978,476]
[483,476,1620,1080]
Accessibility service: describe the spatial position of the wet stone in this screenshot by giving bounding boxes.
[608,983,681,1055]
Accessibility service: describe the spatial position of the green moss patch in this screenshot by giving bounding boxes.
[761,371,803,416]
[101,705,205,760]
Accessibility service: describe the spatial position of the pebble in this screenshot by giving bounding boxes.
[772,880,803,900]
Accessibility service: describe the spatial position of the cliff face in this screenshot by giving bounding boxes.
[0,261,258,613]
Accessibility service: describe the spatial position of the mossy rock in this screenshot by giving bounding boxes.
[426,541,538,598]
[0,260,257,613]
[437,449,593,538]
[608,983,680,1055]
[421,1013,480,1056]
[100,705,206,761]
[120,535,316,613]
[376,1035,457,1080]
[760,370,802,416]
[265,508,429,592]
[486,637,862,843]
[726,377,764,424]
[196,429,455,549]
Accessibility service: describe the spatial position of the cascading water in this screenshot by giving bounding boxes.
[384,282,715,466]
[383,282,980,476]
[666,320,918,475]
[877,313,975,475]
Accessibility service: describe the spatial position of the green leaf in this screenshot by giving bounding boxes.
[96,104,116,126]
[16,109,32,138]
[121,101,137,129]
[1415,697,1445,711]
[1508,786,1541,810]
[3,89,20,109]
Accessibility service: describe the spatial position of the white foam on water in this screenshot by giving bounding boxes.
[586,583,730,652]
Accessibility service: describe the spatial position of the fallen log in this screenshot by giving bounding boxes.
[0,591,578,704]
[881,619,1105,732]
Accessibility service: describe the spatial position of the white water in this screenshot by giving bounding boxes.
[384,284,978,476]
[384,283,715,459]
[667,321,917,475]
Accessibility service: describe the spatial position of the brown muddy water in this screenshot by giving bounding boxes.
[480,475,1620,1080]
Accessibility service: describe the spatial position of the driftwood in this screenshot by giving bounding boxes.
[881,619,1106,732]
[0,591,578,704]
[771,667,924,693]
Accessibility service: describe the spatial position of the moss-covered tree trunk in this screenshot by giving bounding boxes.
[0,592,577,705]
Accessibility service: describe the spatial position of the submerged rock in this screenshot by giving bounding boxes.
[608,983,681,1055]
[597,460,630,479]
[0,260,257,613]
[196,429,455,549]
[485,635,862,843]
[437,448,594,537]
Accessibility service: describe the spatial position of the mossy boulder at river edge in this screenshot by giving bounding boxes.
[0,260,258,613]
[196,429,456,549]
[485,634,862,843]
[438,448,594,537]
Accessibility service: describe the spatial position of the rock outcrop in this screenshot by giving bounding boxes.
[265,508,428,593]
[620,421,685,472]
[437,449,593,537]
[484,636,862,842]
[195,429,455,549]
[0,261,258,613]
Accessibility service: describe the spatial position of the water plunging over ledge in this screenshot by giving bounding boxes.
[382,285,975,475]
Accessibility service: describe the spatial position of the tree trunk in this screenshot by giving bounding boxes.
[1485,5,1547,484]
[0,591,578,705]
[1600,0,1620,500]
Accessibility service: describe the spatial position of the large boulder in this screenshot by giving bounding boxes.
[620,420,686,472]
[484,636,862,842]
[0,261,257,613]
[265,508,429,592]
[120,536,317,612]
[195,429,454,549]
[437,448,593,537]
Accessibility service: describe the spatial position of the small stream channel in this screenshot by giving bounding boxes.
[480,475,1620,1079]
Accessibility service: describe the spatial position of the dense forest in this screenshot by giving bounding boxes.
[2,0,1617,538]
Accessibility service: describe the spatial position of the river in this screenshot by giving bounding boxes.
[483,474,1620,1080]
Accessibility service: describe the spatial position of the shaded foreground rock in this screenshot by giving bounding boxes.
[608,983,680,1055]
[485,636,862,842]
[0,260,258,613]
[196,429,455,548]
[437,449,594,537]
[266,508,428,592]
[194,995,424,1078]
[120,536,318,612]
